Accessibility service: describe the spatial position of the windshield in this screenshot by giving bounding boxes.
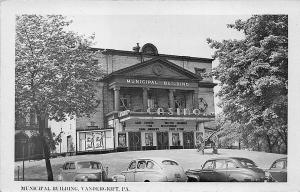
[77,162,102,169]
[238,159,257,168]
[162,160,179,166]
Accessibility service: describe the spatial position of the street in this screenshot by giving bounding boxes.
[14,149,287,181]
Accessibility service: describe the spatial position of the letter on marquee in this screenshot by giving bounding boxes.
[147,108,152,114]
[168,108,174,115]
[193,109,201,116]
[183,108,191,115]
[176,108,181,115]
[157,108,165,115]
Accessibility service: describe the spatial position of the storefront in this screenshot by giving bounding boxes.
[113,110,215,151]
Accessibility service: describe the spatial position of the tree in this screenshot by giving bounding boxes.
[16,15,104,180]
[208,15,288,153]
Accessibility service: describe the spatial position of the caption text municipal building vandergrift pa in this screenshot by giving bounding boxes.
[51,43,218,154]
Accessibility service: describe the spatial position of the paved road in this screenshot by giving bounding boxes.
[14,149,287,181]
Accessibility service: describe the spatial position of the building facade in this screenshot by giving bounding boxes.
[75,43,217,153]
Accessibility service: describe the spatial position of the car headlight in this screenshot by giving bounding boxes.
[57,175,62,181]
[82,176,89,182]
[112,176,117,182]
[265,171,270,178]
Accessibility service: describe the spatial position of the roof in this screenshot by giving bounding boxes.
[99,57,217,87]
[133,157,178,163]
[90,47,214,63]
[205,157,254,161]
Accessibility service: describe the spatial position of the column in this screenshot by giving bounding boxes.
[169,89,175,108]
[114,87,120,111]
[143,88,148,111]
[193,89,199,109]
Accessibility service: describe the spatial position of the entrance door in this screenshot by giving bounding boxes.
[156,132,169,150]
[183,132,195,149]
[128,132,141,151]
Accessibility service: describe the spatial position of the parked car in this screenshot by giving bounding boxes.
[112,157,187,182]
[265,157,287,182]
[186,157,266,182]
[57,160,111,182]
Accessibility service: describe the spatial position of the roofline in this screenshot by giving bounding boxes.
[91,47,214,63]
[100,57,203,81]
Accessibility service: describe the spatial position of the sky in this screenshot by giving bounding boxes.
[66,15,251,114]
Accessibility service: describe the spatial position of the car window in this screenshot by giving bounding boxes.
[137,161,146,169]
[69,163,75,169]
[239,159,257,168]
[226,161,236,169]
[203,161,214,170]
[162,160,179,166]
[271,160,285,169]
[146,161,159,170]
[91,162,102,169]
[63,163,69,170]
[128,161,136,170]
[215,160,226,169]
[77,162,91,169]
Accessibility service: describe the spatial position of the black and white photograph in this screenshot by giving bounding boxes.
[1,1,300,192]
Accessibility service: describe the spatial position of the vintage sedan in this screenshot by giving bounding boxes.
[265,157,287,182]
[57,161,110,182]
[112,157,187,182]
[186,157,265,182]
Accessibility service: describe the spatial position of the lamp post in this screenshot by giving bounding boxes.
[59,127,63,154]
[20,139,27,181]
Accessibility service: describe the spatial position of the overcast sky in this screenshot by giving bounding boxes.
[67,15,252,113]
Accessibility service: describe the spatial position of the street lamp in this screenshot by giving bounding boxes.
[20,139,27,181]
[59,127,63,154]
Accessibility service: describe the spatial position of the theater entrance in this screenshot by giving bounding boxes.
[183,132,195,149]
[157,132,169,150]
[128,132,141,151]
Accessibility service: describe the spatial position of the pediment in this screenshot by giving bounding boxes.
[110,58,200,80]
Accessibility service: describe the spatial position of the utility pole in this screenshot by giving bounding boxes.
[60,127,62,154]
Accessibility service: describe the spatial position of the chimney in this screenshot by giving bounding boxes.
[132,43,140,52]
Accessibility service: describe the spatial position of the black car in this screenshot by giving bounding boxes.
[186,157,265,182]
[265,157,287,182]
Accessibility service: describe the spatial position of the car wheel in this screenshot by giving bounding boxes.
[230,179,237,182]
[187,177,198,182]
[144,180,150,182]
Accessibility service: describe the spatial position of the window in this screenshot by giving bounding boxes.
[118,133,126,147]
[145,133,153,146]
[69,163,75,169]
[215,160,226,169]
[226,161,236,169]
[271,160,285,169]
[77,162,90,169]
[91,162,102,169]
[194,68,206,77]
[92,59,98,65]
[203,161,214,170]
[146,161,155,169]
[162,160,179,166]
[174,96,186,109]
[137,161,146,169]
[63,163,69,170]
[120,95,130,111]
[238,159,257,168]
[147,89,159,109]
[128,161,136,170]
[172,133,180,146]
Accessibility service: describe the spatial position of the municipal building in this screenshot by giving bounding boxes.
[71,43,217,154]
